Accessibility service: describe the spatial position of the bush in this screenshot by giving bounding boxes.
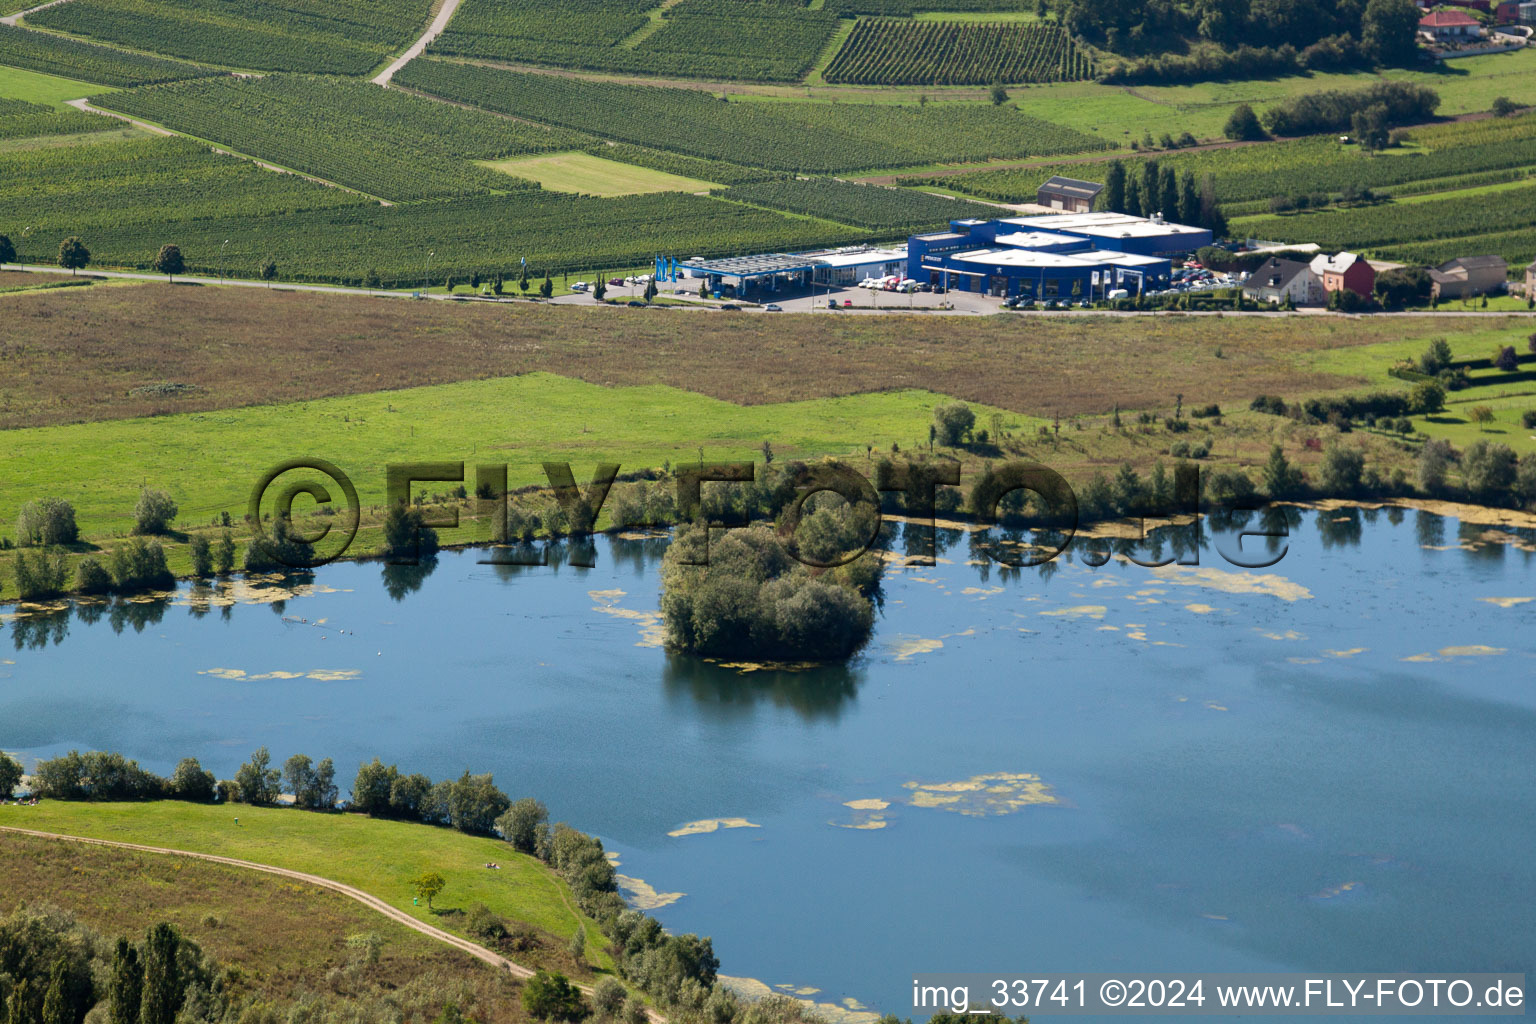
[932,402,975,446]
[1223,102,1266,141]
[382,501,441,561]
[1522,410,1536,430]
[1191,403,1221,418]
[593,979,627,1019]
[1206,469,1256,505]
[1407,380,1446,415]
[189,534,213,577]
[133,487,179,534]
[1494,345,1518,372]
[1418,338,1453,375]
[109,537,174,591]
[1462,440,1517,501]
[171,757,217,802]
[1250,395,1288,416]
[13,547,69,599]
[1319,443,1365,495]
[244,517,314,570]
[522,970,587,1023]
[15,497,78,547]
[75,556,112,594]
[1164,417,1189,432]
[1417,438,1455,492]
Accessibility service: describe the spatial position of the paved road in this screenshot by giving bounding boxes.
[5,263,1534,318]
[374,0,463,86]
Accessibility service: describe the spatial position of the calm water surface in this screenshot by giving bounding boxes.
[1,509,1533,1021]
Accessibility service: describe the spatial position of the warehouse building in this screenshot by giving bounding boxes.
[906,212,1207,298]
[1035,176,1104,213]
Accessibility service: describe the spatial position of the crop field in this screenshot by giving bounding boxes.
[396,59,1108,172]
[6,185,864,283]
[29,0,434,75]
[0,23,217,87]
[823,0,1032,13]
[903,112,1536,205]
[823,20,1093,86]
[725,177,1000,230]
[0,134,371,256]
[480,150,720,196]
[95,75,585,201]
[429,0,654,66]
[0,94,108,139]
[1237,180,1536,260]
[580,143,784,186]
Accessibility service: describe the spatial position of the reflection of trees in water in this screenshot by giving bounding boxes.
[74,600,107,627]
[661,653,861,721]
[382,558,437,601]
[1416,510,1445,549]
[1316,508,1363,550]
[1457,521,1506,563]
[11,607,69,650]
[483,539,575,580]
[608,533,670,577]
[108,596,170,635]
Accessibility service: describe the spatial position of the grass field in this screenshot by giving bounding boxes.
[0,829,531,1021]
[480,151,720,196]
[0,62,107,106]
[0,800,615,970]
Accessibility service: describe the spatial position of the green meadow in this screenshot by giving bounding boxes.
[0,800,613,966]
[0,62,107,106]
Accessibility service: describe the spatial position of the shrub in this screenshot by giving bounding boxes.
[1224,103,1265,141]
[1262,445,1303,498]
[13,547,69,599]
[381,501,441,561]
[1395,417,1414,434]
[1206,469,1256,505]
[522,970,586,1023]
[75,556,112,594]
[1164,417,1189,432]
[1319,443,1365,495]
[1191,403,1221,418]
[1408,380,1446,415]
[932,402,975,446]
[1494,345,1518,372]
[466,903,510,944]
[15,497,78,547]
[189,534,213,577]
[1462,440,1517,500]
[133,488,179,534]
[171,757,217,802]
[592,978,627,1019]
[109,537,174,591]
[244,517,314,570]
[1250,395,1288,416]
[1419,337,1453,375]
[1522,410,1536,430]
[1169,440,1190,458]
[1416,438,1455,492]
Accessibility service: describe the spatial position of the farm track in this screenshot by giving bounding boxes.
[0,824,667,1020]
[373,0,464,86]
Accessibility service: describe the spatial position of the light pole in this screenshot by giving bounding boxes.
[219,238,230,284]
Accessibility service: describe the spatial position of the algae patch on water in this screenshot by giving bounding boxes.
[668,818,761,838]
[902,771,1058,816]
[589,589,664,648]
[616,874,686,910]
[1479,597,1534,608]
[198,667,361,682]
[1149,565,1311,602]
[829,798,891,830]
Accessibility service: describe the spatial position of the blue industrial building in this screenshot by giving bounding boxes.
[908,212,1211,299]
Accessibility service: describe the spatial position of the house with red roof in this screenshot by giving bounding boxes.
[1419,9,1485,38]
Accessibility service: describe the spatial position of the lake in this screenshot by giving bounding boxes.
[2,507,1533,1022]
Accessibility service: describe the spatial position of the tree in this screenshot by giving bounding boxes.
[1177,171,1200,225]
[1416,437,1455,492]
[1351,102,1390,152]
[932,402,975,446]
[523,970,587,1022]
[133,488,178,535]
[989,81,1008,105]
[214,530,236,574]
[233,747,280,805]
[643,278,657,303]
[1361,0,1422,66]
[1408,378,1446,414]
[108,937,143,1024]
[412,870,446,909]
[381,500,440,562]
[492,274,504,296]
[284,754,318,807]
[1494,345,1518,372]
[58,236,90,275]
[1492,95,1519,118]
[189,534,212,577]
[0,750,23,798]
[594,278,607,301]
[1101,160,1126,213]
[1262,445,1303,498]
[1319,443,1365,494]
[1224,103,1265,141]
[170,757,216,801]
[1198,173,1226,235]
[496,798,549,854]
[16,497,79,546]
[593,978,627,1018]
[261,260,278,288]
[153,244,184,282]
[313,758,338,810]
[446,770,511,835]
[0,233,15,264]
[389,771,433,819]
[1468,405,1496,431]
[353,759,399,816]
[541,273,554,299]
[42,958,69,1024]
[1463,440,1517,499]
[1515,453,1536,506]
[139,923,183,1024]
[365,268,382,289]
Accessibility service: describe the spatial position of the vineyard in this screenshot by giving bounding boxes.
[0,24,218,87]
[823,20,1093,86]
[95,75,585,202]
[822,0,1032,13]
[430,0,837,81]
[3,185,866,284]
[0,96,111,140]
[1237,181,1536,257]
[725,177,1000,230]
[29,0,433,75]
[395,59,1108,172]
[905,113,1536,206]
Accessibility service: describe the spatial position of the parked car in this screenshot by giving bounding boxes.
[720,303,740,311]
[764,303,782,312]
[570,281,590,292]
[842,299,854,308]
[627,300,647,308]
[609,278,624,286]
[827,299,840,309]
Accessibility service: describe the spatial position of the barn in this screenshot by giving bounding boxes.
[1035,176,1104,213]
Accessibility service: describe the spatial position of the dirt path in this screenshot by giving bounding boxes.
[373,0,463,86]
[64,98,393,205]
[1,0,74,28]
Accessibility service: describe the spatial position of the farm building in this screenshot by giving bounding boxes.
[1310,252,1376,299]
[1035,176,1104,213]
[1525,259,1536,296]
[1242,258,1325,306]
[907,213,1197,298]
[1429,255,1508,299]
[1419,10,1484,38]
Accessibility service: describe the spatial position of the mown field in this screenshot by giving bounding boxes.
[0,801,612,970]
[95,74,583,201]
[395,58,1109,173]
[823,19,1092,86]
[482,151,720,197]
[0,830,533,1022]
[29,0,434,75]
